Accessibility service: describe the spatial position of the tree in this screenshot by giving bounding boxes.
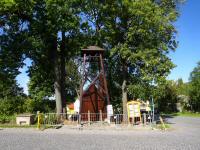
[81,0,182,116]
[1,0,82,113]
[155,80,178,112]
[189,61,200,111]
[0,0,28,115]
[176,78,190,96]
[1,0,183,115]
[65,59,81,101]
[28,0,82,113]
[107,0,180,115]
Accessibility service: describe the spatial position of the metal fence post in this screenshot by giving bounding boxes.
[100,110,103,125]
[143,113,146,126]
[88,110,90,125]
[116,114,119,124]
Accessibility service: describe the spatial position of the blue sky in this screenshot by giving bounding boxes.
[167,0,200,82]
[16,58,32,94]
[16,0,200,94]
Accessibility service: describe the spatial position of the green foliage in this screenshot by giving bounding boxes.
[106,0,181,114]
[0,96,25,115]
[0,0,184,114]
[189,61,200,111]
[65,60,81,101]
[155,80,178,112]
[0,74,26,116]
[0,114,15,124]
[110,0,178,82]
[128,83,152,100]
[23,98,55,113]
[176,78,190,96]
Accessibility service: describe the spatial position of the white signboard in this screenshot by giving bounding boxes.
[74,99,80,113]
[128,103,140,117]
[107,105,113,115]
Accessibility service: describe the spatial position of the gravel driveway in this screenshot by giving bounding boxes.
[0,116,200,150]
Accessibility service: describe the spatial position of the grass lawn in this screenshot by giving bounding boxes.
[161,111,200,117]
[0,124,37,128]
[176,112,200,117]
[0,124,55,130]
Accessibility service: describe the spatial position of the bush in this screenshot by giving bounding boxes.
[0,97,25,115]
[0,96,56,117]
[23,98,56,113]
[0,115,15,124]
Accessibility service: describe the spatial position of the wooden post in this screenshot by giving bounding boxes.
[99,54,110,105]
[159,116,166,130]
[79,54,86,114]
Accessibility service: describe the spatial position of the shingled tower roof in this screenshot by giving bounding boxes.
[82,46,104,51]
[81,46,104,56]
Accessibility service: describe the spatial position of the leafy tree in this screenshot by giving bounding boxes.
[27,0,82,113]
[0,74,26,116]
[176,78,190,96]
[1,0,82,113]
[107,0,180,115]
[155,80,178,112]
[23,97,55,113]
[0,1,28,115]
[65,59,81,101]
[81,0,183,115]
[189,61,200,111]
[1,0,183,115]
[0,0,30,97]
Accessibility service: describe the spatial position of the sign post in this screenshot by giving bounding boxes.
[107,105,113,123]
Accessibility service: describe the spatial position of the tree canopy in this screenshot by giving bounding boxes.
[0,0,184,114]
[189,61,200,111]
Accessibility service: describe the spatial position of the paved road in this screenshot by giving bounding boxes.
[0,116,200,150]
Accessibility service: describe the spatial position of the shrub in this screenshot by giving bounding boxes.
[0,115,15,124]
[0,97,25,115]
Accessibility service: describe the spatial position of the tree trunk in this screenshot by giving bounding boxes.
[52,35,63,114]
[54,68,62,114]
[122,63,128,119]
[54,55,63,114]
[60,31,66,113]
[122,79,128,116]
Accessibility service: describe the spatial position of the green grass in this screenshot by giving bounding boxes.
[161,111,200,117]
[155,123,171,130]
[0,124,55,130]
[176,112,200,117]
[0,124,37,128]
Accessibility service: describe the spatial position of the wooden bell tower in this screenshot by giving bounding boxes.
[79,46,110,114]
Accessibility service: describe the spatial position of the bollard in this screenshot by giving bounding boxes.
[37,111,41,129]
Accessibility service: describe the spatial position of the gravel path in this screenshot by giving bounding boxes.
[0,116,200,150]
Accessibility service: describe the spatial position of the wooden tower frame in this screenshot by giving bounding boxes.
[79,46,110,114]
